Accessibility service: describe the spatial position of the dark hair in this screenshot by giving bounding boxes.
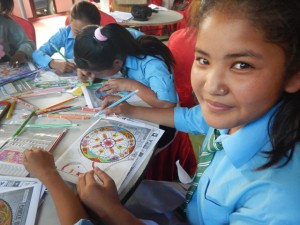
[199,0,300,169]
[74,24,175,72]
[0,0,14,14]
[70,1,100,25]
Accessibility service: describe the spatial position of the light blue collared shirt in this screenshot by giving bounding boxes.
[32,25,74,68]
[175,105,300,224]
[32,26,144,69]
[124,55,178,103]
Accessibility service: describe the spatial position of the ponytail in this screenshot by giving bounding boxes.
[136,35,175,73]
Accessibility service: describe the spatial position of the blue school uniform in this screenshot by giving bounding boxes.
[124,55,178,103]
[32,26,143,69]
[175,105,300,224]
[32,25,73,68]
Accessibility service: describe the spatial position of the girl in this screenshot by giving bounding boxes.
[0,0,35,67]
[32,1,100,74]
[74,23,177,108]
[23,0,300,224]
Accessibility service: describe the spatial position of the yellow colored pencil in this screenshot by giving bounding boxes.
[6,99,16,120]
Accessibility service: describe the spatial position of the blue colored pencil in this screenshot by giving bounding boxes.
[93,89,139,118]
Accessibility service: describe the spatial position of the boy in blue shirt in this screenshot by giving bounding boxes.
[32,1,100,74]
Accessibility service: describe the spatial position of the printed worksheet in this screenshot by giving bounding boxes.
[0,179,42,225]
[56,116,163,191]
[0,125,67,177]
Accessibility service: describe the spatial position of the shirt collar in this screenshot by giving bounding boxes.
[218,105,278,168]
[123,56,139,71]
[67,25,74,40]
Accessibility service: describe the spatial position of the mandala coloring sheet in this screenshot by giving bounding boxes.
[56,116,163,190]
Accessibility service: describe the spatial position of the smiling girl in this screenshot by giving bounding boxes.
[23,0,300,224]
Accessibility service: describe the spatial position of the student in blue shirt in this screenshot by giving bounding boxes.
[23,0,300,224]
[74,23,177,108]
[32,1,100,74]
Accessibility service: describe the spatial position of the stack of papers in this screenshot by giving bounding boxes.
[0,176,45,225]
[110,11,133,22]
[0,62,38,85]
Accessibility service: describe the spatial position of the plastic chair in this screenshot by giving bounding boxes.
[10,15,37,46]
[168,28,197,108]
[65,10,117,26]
[144,28,198,181]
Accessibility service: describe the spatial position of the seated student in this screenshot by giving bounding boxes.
[0,0,35,67]
[32,1,100,74]
[75,23,177,109]
[23,0,300,224]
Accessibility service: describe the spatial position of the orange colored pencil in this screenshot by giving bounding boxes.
[39,97,77,111]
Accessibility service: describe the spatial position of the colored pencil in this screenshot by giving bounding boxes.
[38,113,91,120]
[13,97,39,110]
[48,106,81,114]
[5,99,16,120]
[12,110,36,138]
[39,97,77,111]
[36,105,72,115]
[48,128,68,152]
[50,42,68,61]
[93,89,139,118]
[25,123,78,128]
[80,107,100,112]
[19,91,62,98]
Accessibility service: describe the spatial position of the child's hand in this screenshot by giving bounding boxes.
[9,51,27,67]
[77,167,121,219]
[77,68,95,83]
[101,95,133,116]
[23,148,58,182]
[49,59,76,74]
[100,78,137,93]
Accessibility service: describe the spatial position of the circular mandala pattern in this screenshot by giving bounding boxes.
[0,199,12,225]
[80,126,136,163]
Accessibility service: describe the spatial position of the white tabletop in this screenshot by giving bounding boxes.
[12,92,157,225]
[118,10,183,27]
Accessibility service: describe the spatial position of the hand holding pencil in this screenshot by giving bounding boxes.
[49,42,76,73]
[49,59,76,74]
[93,90,139,118]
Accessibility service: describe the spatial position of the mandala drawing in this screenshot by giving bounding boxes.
[0,199,12,225]
[80,126,136,163]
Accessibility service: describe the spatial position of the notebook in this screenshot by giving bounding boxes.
[0,125,67,177]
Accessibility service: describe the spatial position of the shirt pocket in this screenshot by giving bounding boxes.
[202,177,231,224]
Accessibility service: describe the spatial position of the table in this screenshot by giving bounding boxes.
[19,93,158,224]
[1,86,158,225]
[117,10,183,27]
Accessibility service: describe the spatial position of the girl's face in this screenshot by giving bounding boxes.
[192,11,294,134]
[71,19,91,38]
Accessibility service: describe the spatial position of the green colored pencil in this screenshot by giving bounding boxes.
[50,42,68,61]
[25,123,78,128]
[12,110,36,138]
